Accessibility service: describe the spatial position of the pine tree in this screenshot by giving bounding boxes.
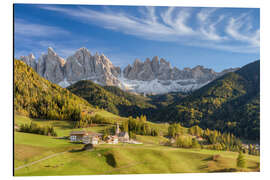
[237,152,246,168]
[123,121,129,132]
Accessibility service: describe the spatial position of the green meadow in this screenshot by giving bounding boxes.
[14,115,259,176]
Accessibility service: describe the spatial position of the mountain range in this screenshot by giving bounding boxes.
[20,47,238,94]
[15,54,260,141]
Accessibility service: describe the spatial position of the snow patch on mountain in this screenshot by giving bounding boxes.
[20,47,238,95]
[58,78,70,88]
[119,76,210,94]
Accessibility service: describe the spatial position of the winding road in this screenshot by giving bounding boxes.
[15,151,67,171]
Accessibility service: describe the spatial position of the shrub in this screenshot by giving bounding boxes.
[191,138,201,149]
[176,136,192,148]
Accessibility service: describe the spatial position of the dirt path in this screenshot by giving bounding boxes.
[15,151,67,171]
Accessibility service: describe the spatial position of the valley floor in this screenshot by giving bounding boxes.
[14,115,260,176]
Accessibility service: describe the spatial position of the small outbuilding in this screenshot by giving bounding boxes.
[70,131,86,142]
[70,131,102,144]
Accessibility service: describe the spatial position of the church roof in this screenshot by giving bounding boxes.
[118,132,128,137]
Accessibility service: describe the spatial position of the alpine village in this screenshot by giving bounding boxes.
[14,47,260,176]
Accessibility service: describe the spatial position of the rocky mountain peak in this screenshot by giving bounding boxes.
[63,48,121,87]
[20,53,36,62]
[193,65,204,70]
[36,48,65,84]
[160,58,169,65]
[100,54,113,65]
[75,47,91,56]
[152,56,159,62]
[122,56,237,89]
[29,53,35,60]
[20,53,37,71]
[19,47,238,94]
[133,58,142,65]
[47,47,57,56]
[145,58,151,64]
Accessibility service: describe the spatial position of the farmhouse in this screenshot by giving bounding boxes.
[70,131,102,144]
[70,131,86,142]
[83,132,102,144]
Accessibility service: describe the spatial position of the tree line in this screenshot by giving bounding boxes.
[19,122,57,136]
[167,123,259,155]
[124,115,159,136]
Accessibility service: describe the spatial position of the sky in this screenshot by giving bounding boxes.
[14,4,260,72]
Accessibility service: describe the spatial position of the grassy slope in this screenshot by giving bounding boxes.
[14,115,259,176]
[15,142,260,176]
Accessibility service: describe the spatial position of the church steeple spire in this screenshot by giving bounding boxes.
[116,123,120,135]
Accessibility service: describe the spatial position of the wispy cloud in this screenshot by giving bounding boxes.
[226,14,259,47]
[34,6,260,54]
[21,5,260,53]
[196,8,226,41]
[15,18,69,37]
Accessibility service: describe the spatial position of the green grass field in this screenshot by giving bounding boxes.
[14,115,260,176]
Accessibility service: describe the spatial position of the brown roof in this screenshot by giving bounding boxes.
[70,131,86,135]
[118,132,128,137]
[70,131,102,136]
[86,131,102,136]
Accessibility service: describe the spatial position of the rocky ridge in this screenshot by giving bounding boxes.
[20,47,238,94]
[20,47,122,87]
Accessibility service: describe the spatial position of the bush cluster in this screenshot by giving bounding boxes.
[19,122,57,136]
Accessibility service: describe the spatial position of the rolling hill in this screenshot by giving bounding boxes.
[67,80,155,117]
[14,115,259,176]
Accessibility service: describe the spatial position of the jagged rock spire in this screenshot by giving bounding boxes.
[19,47,238,94]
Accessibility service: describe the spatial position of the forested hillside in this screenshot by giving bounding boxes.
[153,60,260,140]
[67,80,155,117]
[14,60,92,121]
[14,59,260,141]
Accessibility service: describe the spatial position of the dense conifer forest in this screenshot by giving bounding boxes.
[14,60,91,121]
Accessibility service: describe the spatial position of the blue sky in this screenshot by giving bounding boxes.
[14,4,259,71]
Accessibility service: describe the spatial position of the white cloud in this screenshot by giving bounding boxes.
[39,6,195,40]
[197,8,226,41]
[160,7,195,35]
[36,6,259,54]
[226,14,259,47]
[197,8,218,22]
[144,6,158,24]
[14,19,69,37]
